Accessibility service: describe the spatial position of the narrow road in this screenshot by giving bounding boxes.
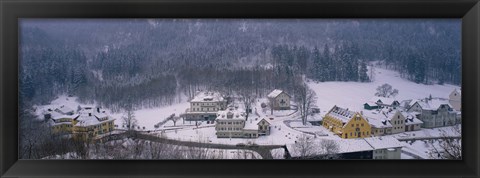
[103,132,283,159]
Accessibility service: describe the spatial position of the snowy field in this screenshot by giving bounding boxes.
[308,65,460,116]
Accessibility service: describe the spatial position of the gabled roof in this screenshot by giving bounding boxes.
[402,111,423,125]
[257,118,270,126]
[216,107,246,120]
[326,105,358,124]
[191,91,225,102]
[369,97,398,106]
[412,98,452,111]
[55,105,74,114]
[268,89,289,98]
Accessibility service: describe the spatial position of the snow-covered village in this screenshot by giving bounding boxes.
[19,19,461,160]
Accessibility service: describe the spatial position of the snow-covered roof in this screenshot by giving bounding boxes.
[75,114,113,127]
[414,98,452,111]
[51,112,79,121]
[364,136,404,150]
[75,107,114,127]
[216,107,246,121]
[335,139,375,154]
[267,89,287,98]
[244,118,270,130]
[326,106,357,123]
[402,111,423,125]
[55,105,74,114]
[364,101,378,106]
[366,117,392,128]
[191,91,224,102]
[363,108,398,121]
[369,97,398,106]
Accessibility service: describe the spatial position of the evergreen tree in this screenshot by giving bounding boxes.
[359,61,370,82]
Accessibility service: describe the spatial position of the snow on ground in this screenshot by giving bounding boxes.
[110,102,190,130]
[35,66,461,155]
[401,139,442,159]
[33,95,191,131]
[161,120,305,146]
[308,65,460,116]
[287,121,331,137]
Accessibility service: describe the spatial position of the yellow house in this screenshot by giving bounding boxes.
[48,112,79,134]
[46,107,115,141]
[72,110,115,141]
[322,105,371,139]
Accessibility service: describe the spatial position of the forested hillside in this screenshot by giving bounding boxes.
[19,19,461,110]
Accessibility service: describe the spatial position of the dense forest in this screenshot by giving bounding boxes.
[19,19,461,111]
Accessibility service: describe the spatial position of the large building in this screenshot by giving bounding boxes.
[215,107,271,138]
[267,89,291,110]
[45,106,115,141]
[408,98,458,128]
[183,91,227,121]
[322,106,371,139]
[73,108,115,141]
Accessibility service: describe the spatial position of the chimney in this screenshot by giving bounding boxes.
[97,107,100,113]
[89,113,92,116]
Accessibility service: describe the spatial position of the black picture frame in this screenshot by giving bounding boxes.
[1,0,479,177]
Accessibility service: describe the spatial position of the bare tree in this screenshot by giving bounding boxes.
[147,140,169,159]
[169,115,181,127]
[294,84,317,125]
[317,139,341,159]
[238,89,256,119]
[429,125,462,159]
[122,107,138,131]
[293,135,317,158]
[375,83,399,98]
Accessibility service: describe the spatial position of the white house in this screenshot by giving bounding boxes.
[184,91,227,121]
[364,108,405,136]
[364,136,403,159]
[408,98,458,128]
[215,106,271,138]
[267,89,290,110]
[449,89,461,111]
